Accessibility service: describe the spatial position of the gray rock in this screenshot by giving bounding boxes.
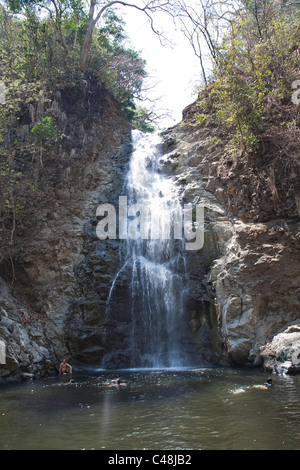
[164,121,300,369]
[260,325,300,374]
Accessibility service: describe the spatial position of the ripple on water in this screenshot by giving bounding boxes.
[0,368,299,450]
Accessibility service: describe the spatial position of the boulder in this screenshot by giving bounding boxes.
[260,325,300,374]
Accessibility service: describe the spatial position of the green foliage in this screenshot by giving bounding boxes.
[31,116,58,142]
[193,1,300,157]
[88,11,147,119]
[1,2,150,128]
[131,105,156,133]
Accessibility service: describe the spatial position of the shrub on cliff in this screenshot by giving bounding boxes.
[188,2,300,166]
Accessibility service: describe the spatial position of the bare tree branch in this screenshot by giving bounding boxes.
[80,0,176,70]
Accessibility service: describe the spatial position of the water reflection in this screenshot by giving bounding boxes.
[0,368,299,450]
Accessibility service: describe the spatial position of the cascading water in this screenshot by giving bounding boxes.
[103,130,196,369]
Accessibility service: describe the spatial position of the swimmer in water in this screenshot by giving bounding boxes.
[106,378,126,388]
[264,378,273,387]
[252,378,273,390]
[66,379,76,386]
[116,378,127,386]
[233,378,274,394]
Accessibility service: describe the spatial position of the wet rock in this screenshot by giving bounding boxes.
[260,325,300,374]
[165,120,300,368]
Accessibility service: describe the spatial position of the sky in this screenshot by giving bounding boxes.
[122,7,203,128]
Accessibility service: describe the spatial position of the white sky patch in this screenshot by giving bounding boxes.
[122,8,202,128]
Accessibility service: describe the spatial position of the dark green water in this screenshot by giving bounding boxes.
[0,367,299,450]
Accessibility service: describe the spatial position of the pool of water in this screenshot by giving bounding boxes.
[0,367,299,450]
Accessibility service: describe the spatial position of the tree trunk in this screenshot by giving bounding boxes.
[79,0,97,71]
[78,1,145,71]
[79,19,96,71]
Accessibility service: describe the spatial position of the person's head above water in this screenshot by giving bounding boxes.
[264,378,273,386]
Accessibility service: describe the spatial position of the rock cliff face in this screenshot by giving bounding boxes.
[0,77,132,381]
[1,84,299,382]
[161,106,300,374]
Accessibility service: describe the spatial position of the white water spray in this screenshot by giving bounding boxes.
[103,130,196,368]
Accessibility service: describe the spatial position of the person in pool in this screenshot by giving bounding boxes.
[106,379,126,388]
[115,378,126,386]
[66,379,76,386]
[264,378,273,387]
[59,359,73,375]
[252,377,273,390]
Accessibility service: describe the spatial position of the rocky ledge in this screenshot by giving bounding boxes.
[0,78,132,382]
[162,111,300,374]
[260,325,300,375]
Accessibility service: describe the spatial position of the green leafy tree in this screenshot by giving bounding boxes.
[31,116,59,166]
[131,104,156,132]
[2,1,155,128]
[4,0,176,71]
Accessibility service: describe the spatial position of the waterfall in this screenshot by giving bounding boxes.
[103,130,196,369]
